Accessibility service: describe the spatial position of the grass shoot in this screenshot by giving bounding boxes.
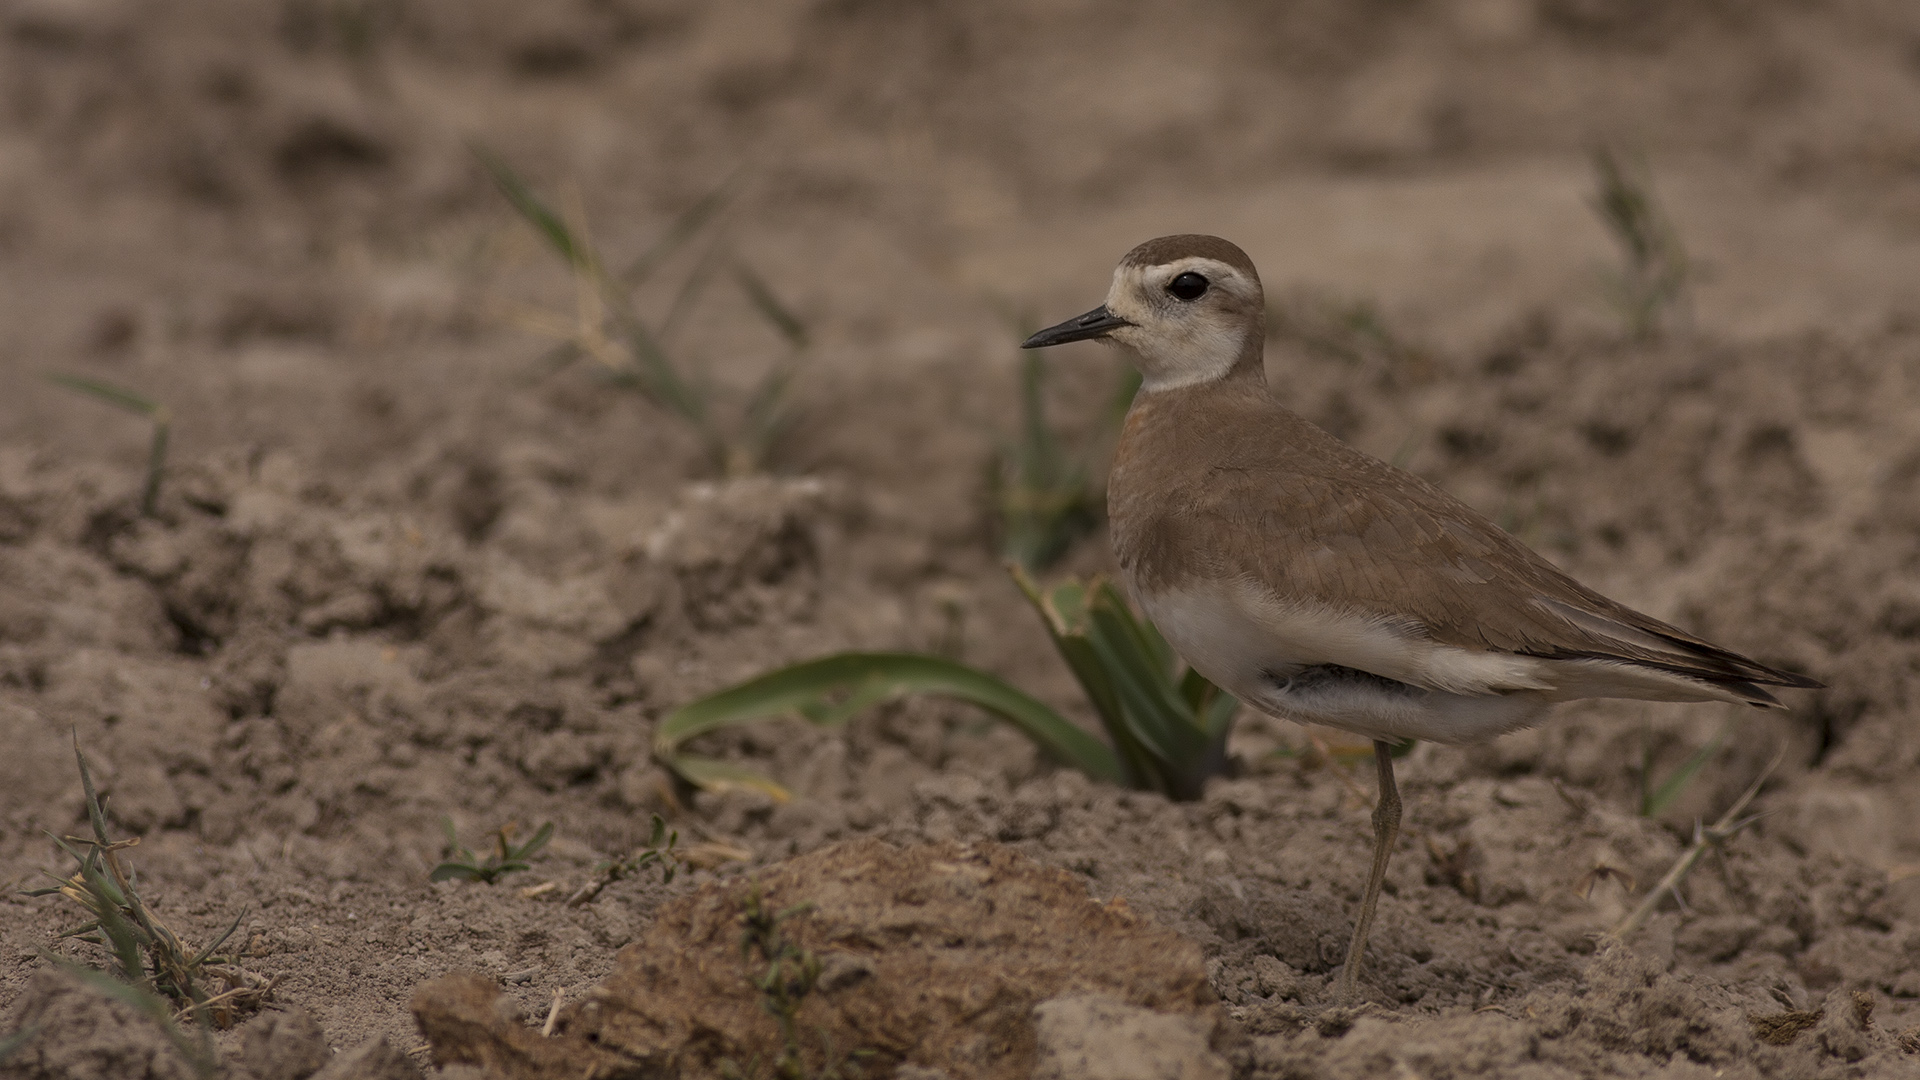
[429,819,554,884]
[22,736,267,1071]
[1612,750,1781,940]
[474,145,806,476]
[1638,718,1733,818]
[721,889,868,1080]
[566,814,685,907]
[44,375,171,518]
[1590,145,1691,340]
[989,341,1137,572]
[987,305,1138,573]
[652,568,1240,803]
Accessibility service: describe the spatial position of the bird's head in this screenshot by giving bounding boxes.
[1022,234,1265,392]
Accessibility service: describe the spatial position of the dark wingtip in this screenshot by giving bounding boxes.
[1748,663,1825,692]
[1733,668,1823,707]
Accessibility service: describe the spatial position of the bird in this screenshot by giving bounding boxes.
[1020,233,1822,1003]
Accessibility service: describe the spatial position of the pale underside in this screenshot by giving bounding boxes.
[1136,577,1763,745]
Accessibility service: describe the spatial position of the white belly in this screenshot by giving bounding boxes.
[1132,578,1558,745]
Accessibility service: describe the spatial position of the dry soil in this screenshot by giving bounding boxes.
[4,1,1920,1078]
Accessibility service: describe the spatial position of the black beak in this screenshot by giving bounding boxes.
[1021,305,1131,349]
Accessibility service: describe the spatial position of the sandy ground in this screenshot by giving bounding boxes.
[4,1,1920,1077]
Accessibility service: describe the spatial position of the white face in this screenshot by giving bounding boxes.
[1102,256,1264,392]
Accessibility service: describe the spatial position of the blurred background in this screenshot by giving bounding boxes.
[5,0,1920,1064]
[7,0,1920,457]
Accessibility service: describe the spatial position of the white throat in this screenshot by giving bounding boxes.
[1118,324,1248,392]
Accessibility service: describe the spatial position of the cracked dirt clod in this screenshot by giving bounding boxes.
[0,969,202,1080]
[413,838,1221,1080]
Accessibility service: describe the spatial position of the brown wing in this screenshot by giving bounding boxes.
[1114,386,1820,697]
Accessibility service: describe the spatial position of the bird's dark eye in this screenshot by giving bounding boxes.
[1167,271,1209,301]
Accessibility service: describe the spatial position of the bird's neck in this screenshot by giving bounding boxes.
[1130,335,1267,395]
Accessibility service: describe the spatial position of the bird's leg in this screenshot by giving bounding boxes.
[1336,740,1402,1004]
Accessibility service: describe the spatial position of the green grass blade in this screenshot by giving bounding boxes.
[1177,664,1242,745]
[1083,596,1215,796]
[1107,582,1177,675]
[44,374,160,416]
[656,237,727,344]
[609,312,707,425]
[187,910,246,968]
[733,261,808,349]
[1086,601,1202,744]
[45,382,169,517]
[1077,651,1185,783]
[1196,679,1240,743]
[81,862,146,985]
[71,734,112,848]
[1012,573,1121,725]
[1009,569,1162,788]
[141,417,169,518]
[470,145,710,431]
[513,822,555,861]
[1087,659,1200,789]
[1051,630,1160,791]
[655,652,1122,785]
[735,361,798,475]
[46,835,120,908]
[622,177,739,287]
[1642,721,1732,817]
[996,351,1098,571]
[470,143,588,268]
[1177,666,1211,712]
[792,670,898,727]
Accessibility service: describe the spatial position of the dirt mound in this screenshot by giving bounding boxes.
[0,972,410,1080]
[1,970,202,1080]
[412,838,1225,1079]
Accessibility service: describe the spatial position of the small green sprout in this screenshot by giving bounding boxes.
[566,814,684,907]
[1590,145,1691,341]
[429,819,554,884]
[1612,751,1780,940]
[1638,718,1733,818]
[988,305,1139,573]
[22,735,265,1065]
[741,891,820,1053]
[721,889,869,1080]
[44,375,171,517]
[474,146,806,476]
[652,568,1242,803]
